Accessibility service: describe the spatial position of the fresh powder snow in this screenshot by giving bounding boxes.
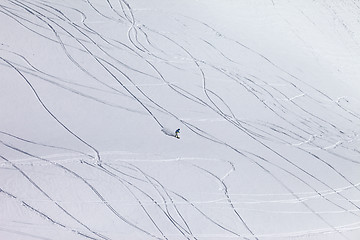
[1,0,360,239]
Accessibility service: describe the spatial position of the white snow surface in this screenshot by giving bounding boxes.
[1,0,360,239]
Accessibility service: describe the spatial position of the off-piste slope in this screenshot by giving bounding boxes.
[1,0,360,239]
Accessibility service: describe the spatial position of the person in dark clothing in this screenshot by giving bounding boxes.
[175,129,180,139]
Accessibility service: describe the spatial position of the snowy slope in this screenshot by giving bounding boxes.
[1,0,360,239]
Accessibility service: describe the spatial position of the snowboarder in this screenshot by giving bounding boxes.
[175,128,180,139]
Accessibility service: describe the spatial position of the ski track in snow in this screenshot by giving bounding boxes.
[1,0,360,239]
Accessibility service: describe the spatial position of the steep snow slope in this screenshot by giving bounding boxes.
[1,0,360,239]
